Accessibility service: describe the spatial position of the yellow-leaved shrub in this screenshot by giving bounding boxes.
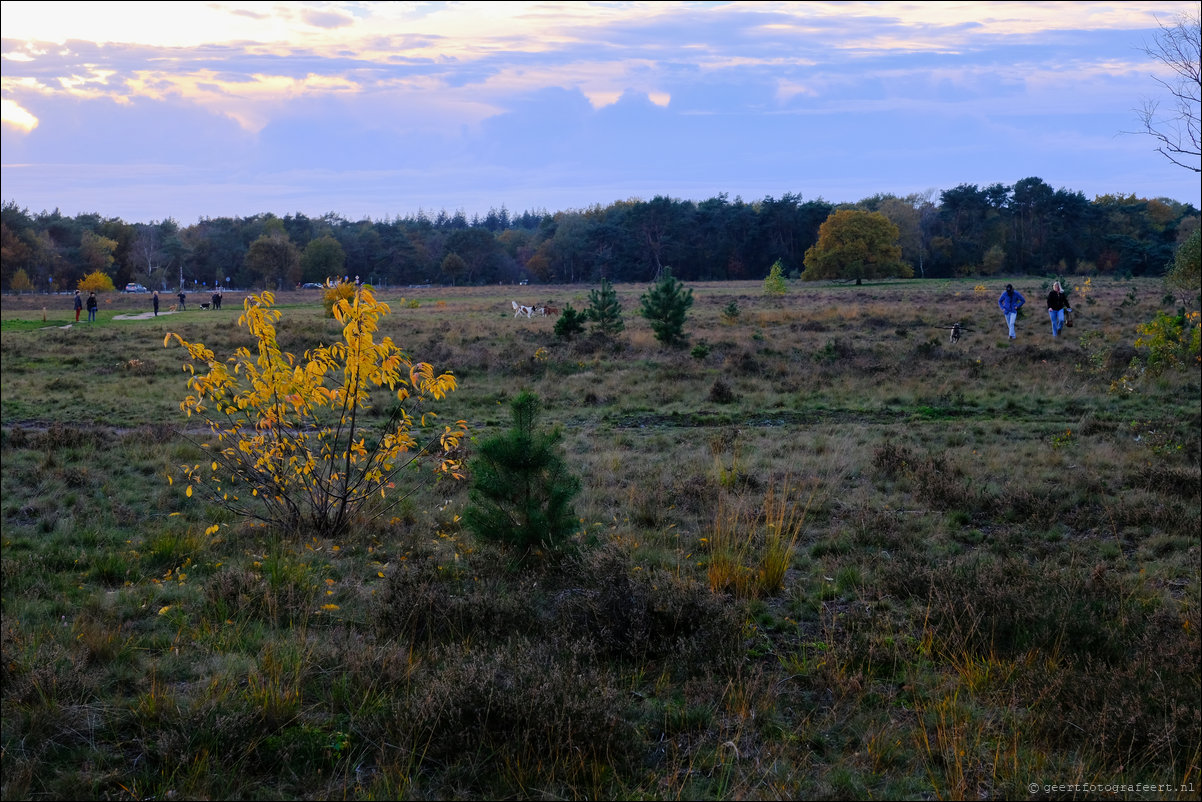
[165,285,467,537]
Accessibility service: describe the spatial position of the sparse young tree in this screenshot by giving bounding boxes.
[1135,10,1201,173]
[9,268,34,293]
[763,259,788,295]
[165,286,466,538]
[553,303,587,339]
[639,267,694,346]
[1166,227,1201,306]
[463,391,580,560]
[587,277,624,336]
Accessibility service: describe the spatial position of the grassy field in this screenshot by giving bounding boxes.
[2,277,1199,800]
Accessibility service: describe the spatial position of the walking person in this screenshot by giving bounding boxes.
[152,290,160,316]
[1046,281,1071,337]
[86,291,98,323]
[998,283,1025,340]
[73,290,83,322]
[178,290,186,311]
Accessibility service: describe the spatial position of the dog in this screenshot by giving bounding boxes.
[536,305,560,317]
[199,302,211,310]
[512,300,534,319]
[950,322,961,344]
[168,304,179,313]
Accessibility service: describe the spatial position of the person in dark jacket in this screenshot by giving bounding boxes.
[153,290,160,316]
[86,291,98,323]
[998,284,1025,340]
[178,290,186,311]
[73,290,83,322]
[1046,281,1071,337]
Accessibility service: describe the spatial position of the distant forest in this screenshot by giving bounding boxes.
[2,176,1198,292]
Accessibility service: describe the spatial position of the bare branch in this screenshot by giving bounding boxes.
[1133,11,1202,173]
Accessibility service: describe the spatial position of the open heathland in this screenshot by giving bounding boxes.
[2,277,1199,800]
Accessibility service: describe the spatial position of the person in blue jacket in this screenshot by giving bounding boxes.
[998,283,1025,340]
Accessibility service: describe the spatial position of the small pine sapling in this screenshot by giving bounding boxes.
[554,303,587,339]
[721,300,741,325]
[587,278,625,337]
[463,391,581,561]
[639,267,694,346]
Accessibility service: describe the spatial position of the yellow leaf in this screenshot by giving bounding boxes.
[157,606,171,615]
[186,485,193,498]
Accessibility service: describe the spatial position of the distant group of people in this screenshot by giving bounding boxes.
[72,287,226,320]
[72,290,97,322]
[997,282,1071,340]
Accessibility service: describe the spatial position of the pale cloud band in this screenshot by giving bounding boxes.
[2,1,1197,221]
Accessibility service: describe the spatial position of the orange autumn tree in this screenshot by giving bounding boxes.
[165,284,466,537]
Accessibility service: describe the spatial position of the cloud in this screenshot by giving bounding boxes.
[1,1,1198,224]
[301,8,355,30]
[1,98,38,131]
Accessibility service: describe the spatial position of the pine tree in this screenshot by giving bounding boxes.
[720,299,741,324]
[639,267,694,346]
[553,303,587,339]
[587,277,624,337]
[463,391,580,559]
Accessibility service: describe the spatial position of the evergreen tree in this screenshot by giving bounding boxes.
[639,267,694,346]
[587,277,624,336]
[464,391,581,559]
[553,303,587,339]
[720,299,741,324]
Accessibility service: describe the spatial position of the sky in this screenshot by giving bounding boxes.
[2,1,1199,226]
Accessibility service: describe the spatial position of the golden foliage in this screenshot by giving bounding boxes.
[77,270,116,293]
[165,285,467,536]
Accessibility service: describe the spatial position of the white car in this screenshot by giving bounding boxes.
[124,283,149,293]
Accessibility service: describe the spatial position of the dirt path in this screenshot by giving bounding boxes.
[112,310,178,320]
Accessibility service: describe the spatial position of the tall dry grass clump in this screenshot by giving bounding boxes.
[707,480,809,598]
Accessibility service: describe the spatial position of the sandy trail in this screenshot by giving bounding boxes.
[112,310,178,320]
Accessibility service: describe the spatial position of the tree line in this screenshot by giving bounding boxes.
[2,176,1198,293]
